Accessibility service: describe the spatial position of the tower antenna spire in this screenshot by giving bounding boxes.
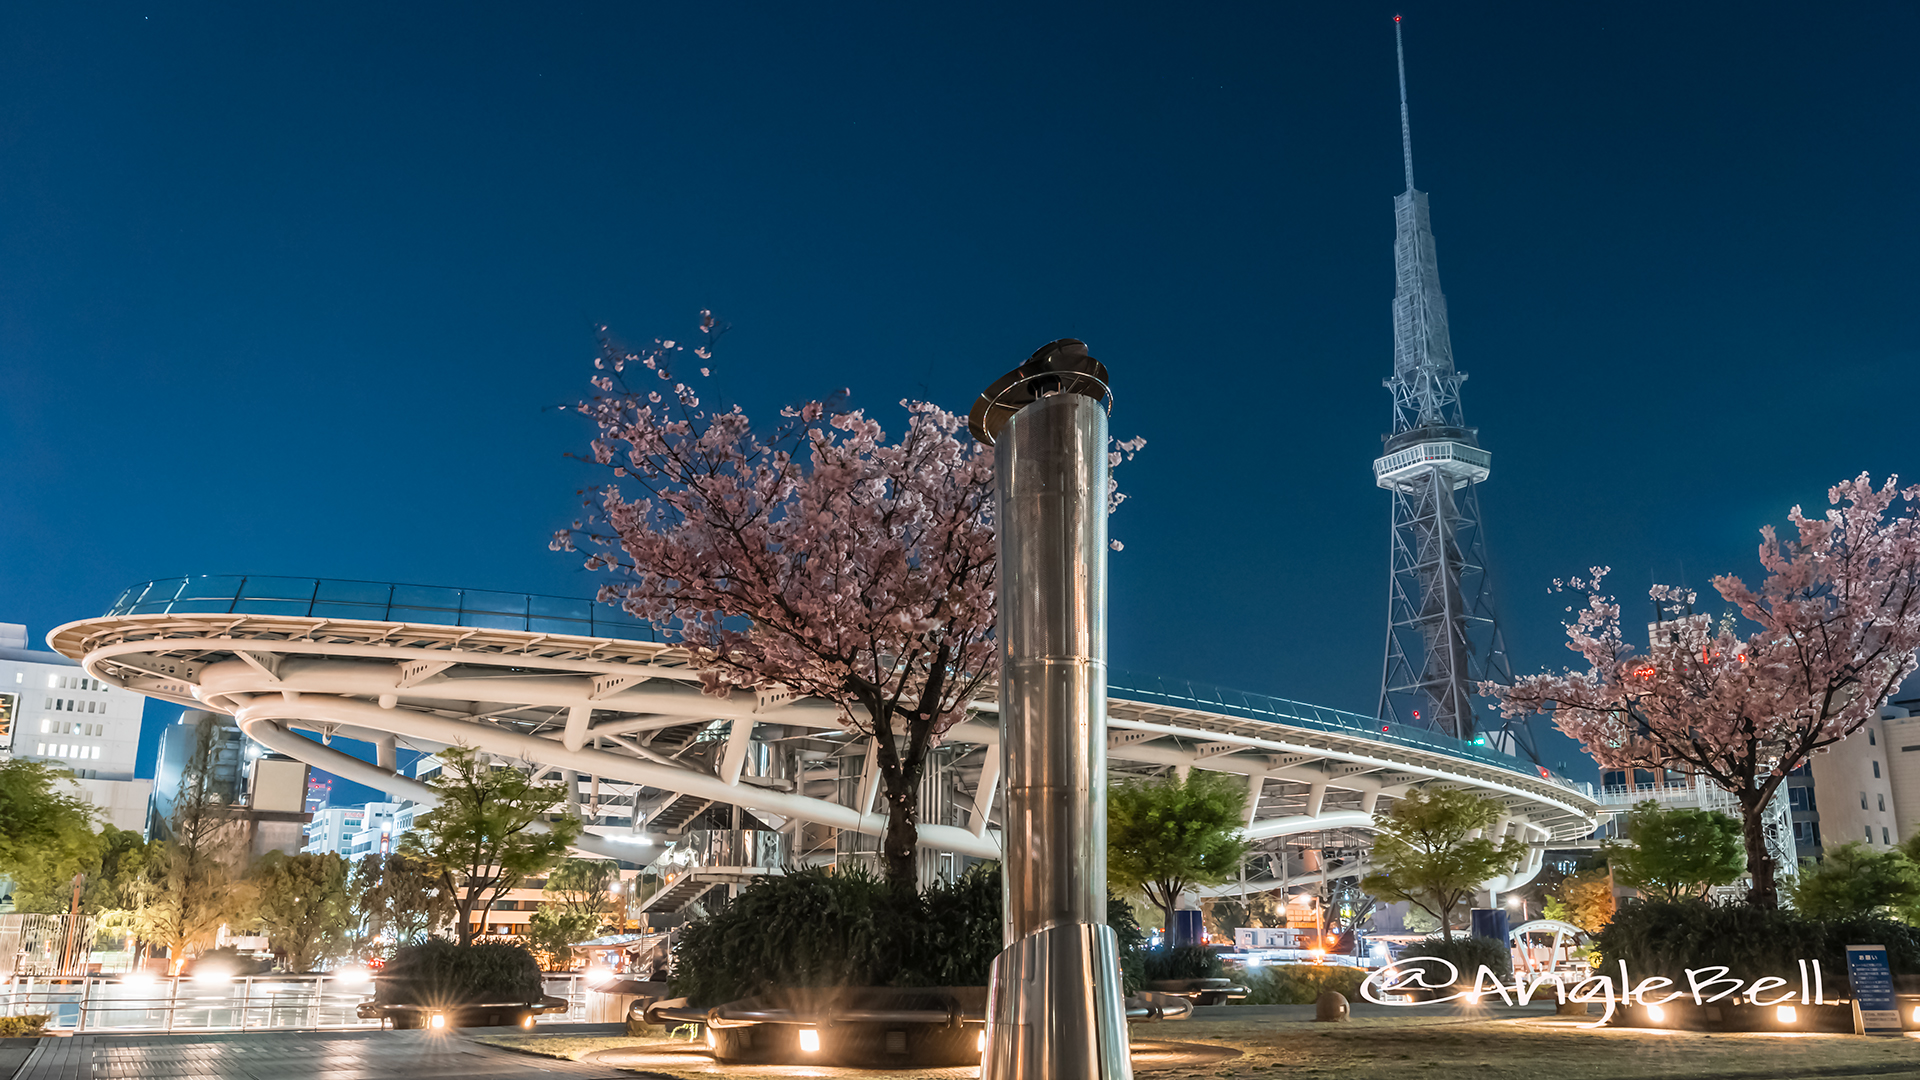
[1394,15,1415,193]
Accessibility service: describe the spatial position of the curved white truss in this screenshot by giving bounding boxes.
[50,612,1597,876]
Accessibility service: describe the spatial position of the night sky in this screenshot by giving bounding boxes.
[1,3,1913,790]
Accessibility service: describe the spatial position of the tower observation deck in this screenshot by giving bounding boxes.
[1375,17,1522,754]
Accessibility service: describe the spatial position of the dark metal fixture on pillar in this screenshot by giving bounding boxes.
[970,340,1131,1080]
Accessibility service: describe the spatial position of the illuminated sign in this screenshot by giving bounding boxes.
[1361,956,1830,1028]
[0,691,14,749]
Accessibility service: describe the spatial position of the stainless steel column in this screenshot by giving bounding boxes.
[971,340,1131,1080]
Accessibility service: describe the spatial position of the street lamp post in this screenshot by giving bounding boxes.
[971,341,1131,1080]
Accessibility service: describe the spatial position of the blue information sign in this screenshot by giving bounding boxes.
[1846,944,1901,1035]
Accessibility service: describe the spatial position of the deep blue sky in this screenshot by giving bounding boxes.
[1,2,1914,789]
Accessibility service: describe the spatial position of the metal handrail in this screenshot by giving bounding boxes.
[0,972,594,1032]
[1107,670,1577,788]
[104,575,660,643]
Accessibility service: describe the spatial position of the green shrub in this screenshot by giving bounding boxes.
[1241,964,1369,1005]
[1141,945,1225,982]
[374,939,545,1006]
[1109,896,1148,995]
[1399,935,1511,980]
[670,862,1146,1006]
[0,1014,51,1038]
[1597,899,1920,989]
[920,862,1005,987]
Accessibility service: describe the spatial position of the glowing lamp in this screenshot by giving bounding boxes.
[522,1015,534,1029]
[429,1014,446,1030]
[1912,1005,1920,1024]
[705,1027,717,1050]
[977,1029,987,1052]
[798,1029,821,1053]
[122,971,156,987]
[1645,1004,1665,1022]
[1776,1005,1797,1024]
[585,965,614,987]
[333,966,370,987]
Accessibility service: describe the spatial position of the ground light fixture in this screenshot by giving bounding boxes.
[798,1029,821,1053]
[1776,1005,1797,1024]
[704,1028,716,1050]
[978,1030,987,1052]
[1912,1005,1920,1024]
[332,966,370,987]
[121,971,155,987]
[429,1014,446,1030]
[1646,1004,1666,1023]
[521,1015,534,1029]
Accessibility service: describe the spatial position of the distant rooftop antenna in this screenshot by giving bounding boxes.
[1394,15,1415,193]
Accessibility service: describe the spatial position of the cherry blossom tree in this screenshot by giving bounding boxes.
[1489,475,1920,908]
[553,316,999,888]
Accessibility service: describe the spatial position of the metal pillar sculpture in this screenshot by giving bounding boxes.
[970,340,1131,1080]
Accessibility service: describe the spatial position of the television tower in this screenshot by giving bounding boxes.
[1373,17,1525,755]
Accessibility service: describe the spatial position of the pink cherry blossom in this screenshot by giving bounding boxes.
[553,324,999,887]
[1488,474,1920,908]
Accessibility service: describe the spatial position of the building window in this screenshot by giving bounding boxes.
[1868,826,1874,842]
[1880,794,1888,812]
[1863,791,1870,810]
[1875,761,1883,779]
[1870,729,1878,746]
[1885,827,1893,845]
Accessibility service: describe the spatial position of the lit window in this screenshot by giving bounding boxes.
[36,742,44,754]
[39,719,48,733]
[46,675,56,688]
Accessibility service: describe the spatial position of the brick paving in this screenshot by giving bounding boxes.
[10,1030,626,1080]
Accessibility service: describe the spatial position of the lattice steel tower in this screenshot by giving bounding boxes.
[1374,17,1522,752]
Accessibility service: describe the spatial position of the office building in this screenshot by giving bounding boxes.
[0,621,151,832]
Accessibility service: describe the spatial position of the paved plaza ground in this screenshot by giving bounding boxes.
[9,1009,1920,1080]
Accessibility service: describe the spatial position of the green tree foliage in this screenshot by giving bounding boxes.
[1360,787,1527,942]
[351,852,454,950]
[9,826,149,916]
[245,851,353,972]
[0,758,97,894]
[1107,771,1253,933]
[1541,868,1616,933]
[398,748,580,945]
[526,859,621,967]
[1605,801,1746,902]
[131,717,251,965]
[1786,842,1920,921]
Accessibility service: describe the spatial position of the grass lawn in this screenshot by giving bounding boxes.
[473,1013,1920,1079]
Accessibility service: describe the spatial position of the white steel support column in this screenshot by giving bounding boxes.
[971,749,1002,838]
[720,718,755,786]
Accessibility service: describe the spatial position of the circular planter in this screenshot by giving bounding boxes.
[358,995,569,1030]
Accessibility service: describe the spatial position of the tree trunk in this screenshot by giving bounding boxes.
[880,780,919,890]
[1740,794,1780,910]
